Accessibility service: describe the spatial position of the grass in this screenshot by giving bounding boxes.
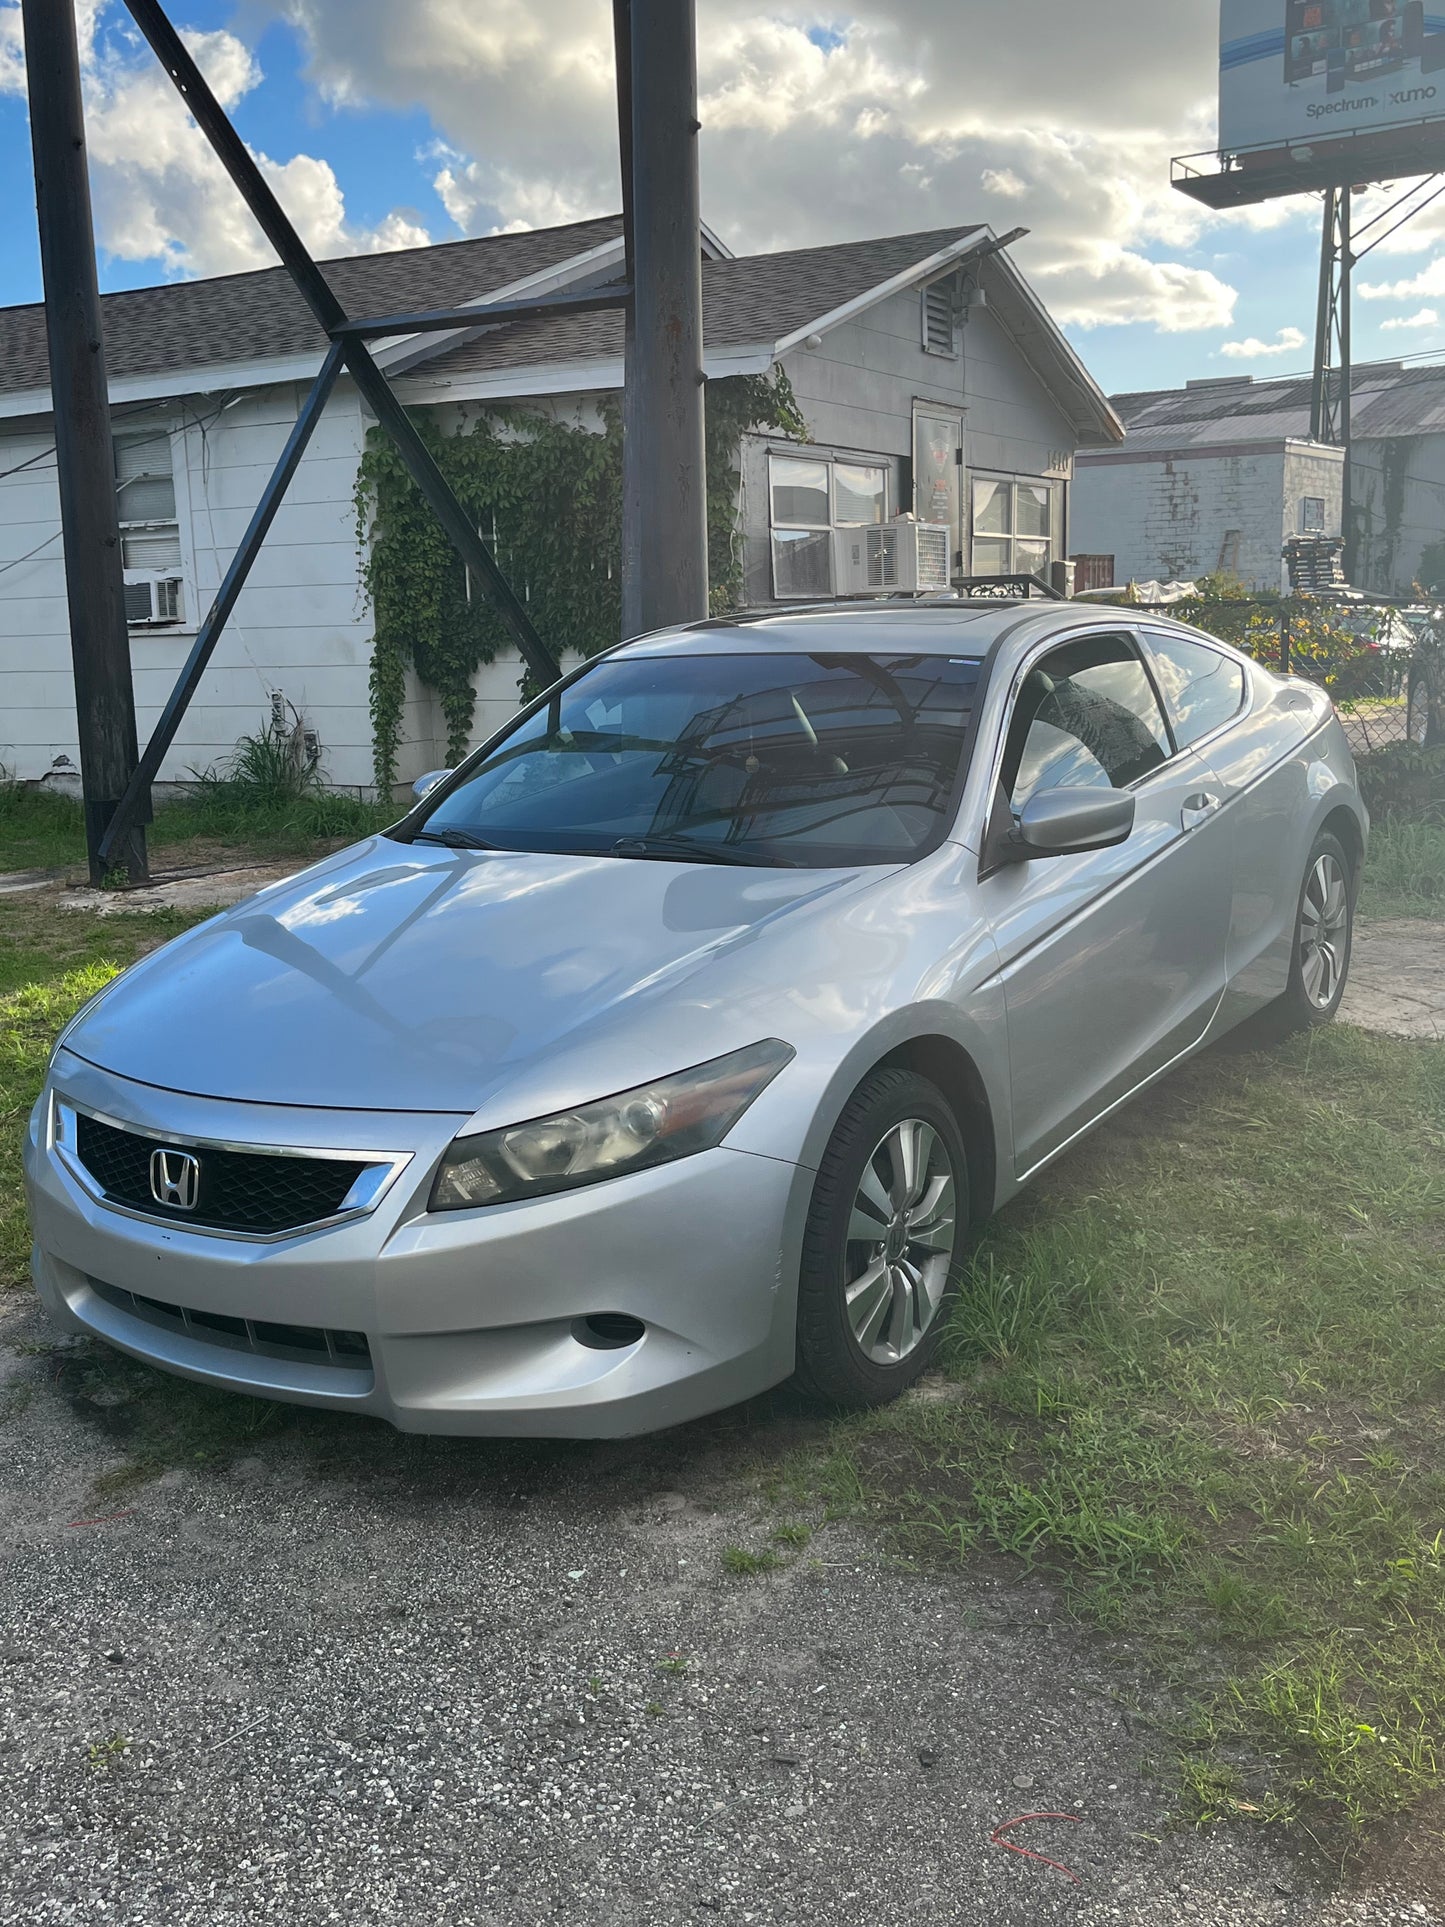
[0,776,394,874]
[0,898,211,1292]
[1361,817,1445,920]
[720,1544,782,1576]
[807,1023,1445,1847]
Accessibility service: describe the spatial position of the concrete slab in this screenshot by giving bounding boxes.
[1343,918,1444,1041]
[56,864,300,916]
[0,868,63,897]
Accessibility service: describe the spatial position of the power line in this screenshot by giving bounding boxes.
[0,528,62,577]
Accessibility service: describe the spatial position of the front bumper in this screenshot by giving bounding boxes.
[24,1053,811,1437]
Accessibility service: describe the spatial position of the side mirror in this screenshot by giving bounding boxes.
[411,769,449,805]
[1006,786,1135,860]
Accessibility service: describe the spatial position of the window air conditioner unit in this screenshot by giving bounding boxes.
[123,576,184,625]
[833,519,951,596]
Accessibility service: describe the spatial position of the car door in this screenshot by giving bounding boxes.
[1137,625,1314,1026]
[975,628,1233,1179]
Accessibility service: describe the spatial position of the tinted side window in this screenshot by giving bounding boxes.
[1144,632,1245,749]
[1002,634,1172,808]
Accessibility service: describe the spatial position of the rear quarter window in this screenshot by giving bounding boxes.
[1144,632,1246,749]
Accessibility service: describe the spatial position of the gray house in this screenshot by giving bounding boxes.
[0,216,1122,793]
[1071,361,1445,598]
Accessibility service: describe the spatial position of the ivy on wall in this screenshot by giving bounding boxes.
[356,372,806,792]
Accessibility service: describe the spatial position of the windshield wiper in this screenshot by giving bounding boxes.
[409,826,496,850]
[609,835,798,868]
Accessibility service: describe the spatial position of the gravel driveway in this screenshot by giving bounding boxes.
[2,1291,1440,1927]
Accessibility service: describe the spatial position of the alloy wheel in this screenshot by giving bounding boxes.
[842,1118,957,1364]
[1298,851,1349,1010]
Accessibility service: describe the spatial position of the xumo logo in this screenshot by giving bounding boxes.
[149,1147,201,1212]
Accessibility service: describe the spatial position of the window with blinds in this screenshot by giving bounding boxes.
[115,429,185,625]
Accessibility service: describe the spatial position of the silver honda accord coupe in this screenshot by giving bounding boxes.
[26,603,1366,1436]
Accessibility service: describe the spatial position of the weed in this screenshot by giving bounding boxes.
[655,1653,689,1675]
[644,1701,665,1718]
[772,1523,811,1548]
[720,1546,781,1576]
[86,1732,129,1770]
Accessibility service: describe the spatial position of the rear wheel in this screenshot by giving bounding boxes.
[1270,831,1354,1034]
[794,1069,967,1408]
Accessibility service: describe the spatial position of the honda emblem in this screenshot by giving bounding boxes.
[149,1147,200,1212]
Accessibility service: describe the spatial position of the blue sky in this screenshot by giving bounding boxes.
[0,0,1442,400]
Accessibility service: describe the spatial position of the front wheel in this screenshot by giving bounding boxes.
[793,1068,968,1408]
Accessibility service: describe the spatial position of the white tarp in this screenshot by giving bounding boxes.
[1220,0,1445,155]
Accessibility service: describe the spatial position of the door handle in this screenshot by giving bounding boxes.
[1181,791,1222,832]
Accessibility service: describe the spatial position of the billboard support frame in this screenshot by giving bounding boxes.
[1310,186,1354,579]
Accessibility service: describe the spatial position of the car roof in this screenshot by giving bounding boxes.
[615,601,1143,660]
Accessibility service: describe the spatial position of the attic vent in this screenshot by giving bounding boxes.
[922,280,958,358]
[1185,376,1254,391]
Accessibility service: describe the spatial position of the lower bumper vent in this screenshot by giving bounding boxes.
[90,1278,372,1374]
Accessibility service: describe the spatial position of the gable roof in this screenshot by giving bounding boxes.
[0,216,1122,446]
[402,225,1123,446]
[414,227,985,379]
[1105,360,1445,451]
[0,215,626,402]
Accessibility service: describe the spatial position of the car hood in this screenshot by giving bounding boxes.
[64,837,892,1113]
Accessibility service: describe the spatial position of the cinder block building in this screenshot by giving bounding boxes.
[1069,361,1445,598]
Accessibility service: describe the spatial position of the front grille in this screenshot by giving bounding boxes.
[90,1279,372,1373]
[73,1112,369,1235]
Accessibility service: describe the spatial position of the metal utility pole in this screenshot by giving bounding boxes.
[1310,186,1355,581]
[619,0,708,638]
[23,0,148,884]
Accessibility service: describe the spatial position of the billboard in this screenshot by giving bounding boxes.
[1220,0,1445,155]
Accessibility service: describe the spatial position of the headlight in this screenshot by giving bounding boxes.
[429,1039,795,1211]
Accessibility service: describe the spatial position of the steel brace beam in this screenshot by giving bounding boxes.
[100,0,568,863]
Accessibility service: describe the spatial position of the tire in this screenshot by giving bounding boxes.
[1269,831,1355,1035]
[793,1068,968,1409]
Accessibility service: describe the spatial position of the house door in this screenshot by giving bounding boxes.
[913,406,962,573]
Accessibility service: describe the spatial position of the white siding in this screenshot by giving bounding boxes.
[0,380,438,796]
[741,284,1078,601]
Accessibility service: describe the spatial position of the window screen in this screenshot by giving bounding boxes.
[971,477,1056,578]
[768,452,890,599]
[115,428,184,624]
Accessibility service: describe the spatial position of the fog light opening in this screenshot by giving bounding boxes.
[574,1312,647,1351]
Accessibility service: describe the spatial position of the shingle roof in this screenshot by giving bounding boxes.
[1106,360,1445,448]
[0,215,625,398]
[418,227,982,378]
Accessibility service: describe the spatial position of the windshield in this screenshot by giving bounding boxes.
[404,650,981,868]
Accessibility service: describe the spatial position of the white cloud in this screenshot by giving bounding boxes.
[0,2,430,277]
[269,0,1238,336]
[1218,326,1306,359]
[1381,306,1440,331]
[1360,258,1445,302]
